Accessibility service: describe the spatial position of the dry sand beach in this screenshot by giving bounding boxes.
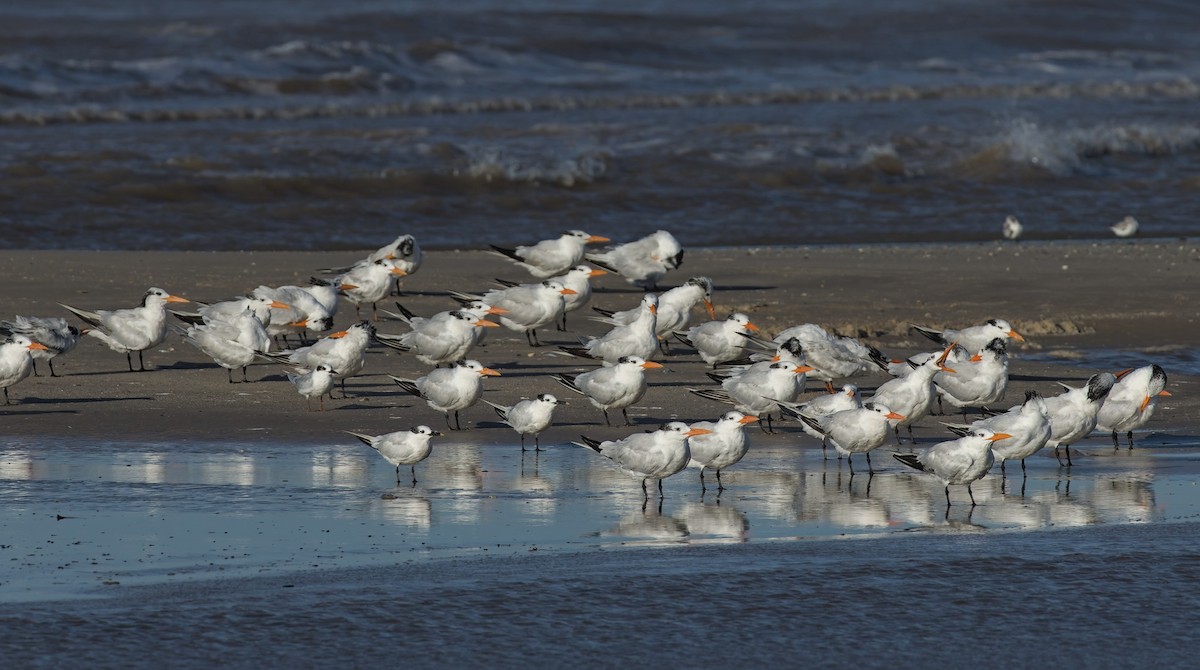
[3,240,1200,667]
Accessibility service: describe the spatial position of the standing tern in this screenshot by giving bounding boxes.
[262,322,374,397]
[346,425,440,486]
[893,428,1011,507]
[575,421,710,499]
[687,410,759,491]
[1044,372,1117,466]
[490,230,610,278]
[252,281,338,343]
[59,287,189,372]
[451,280,575,347]
[593,276,715,352]
[375,307,501,366]
[772,323,881,393]
[690,360,814,433]
[0,316,80,377]
[777,384,861,459]
[1097,364,1169,449]
[179,308,271,383]
[172,295,287,329]
[390,359,501,430]
[911,318,1025,354]
[676,312,759,368]
[552,355,663,426]
[485,393,566,452]
[585,230,683,290]
[868,344,956,443]
[0,335,49,404]
[945,390,1051,475]
[561,294,658,363]
[337,259,408,321]
[288,364,337,412]
[497,265,607,330]
[797,403,905,474]
[933,338,1010,416]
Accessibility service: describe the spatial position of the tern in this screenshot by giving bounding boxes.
[0,316,80,377]
[346,425,440,486]
[390,359,501,430]
[1044,373,1117,466]
[893,428,1011,507]
[485,393,566,451]
[59,287,189,372]
[490,230,610,278]
[945,390,1051,475]
[676,312,760,368]
[575,421,710,499]
[771,324,881,393]
[777,384,861,459]
[288,364,337,412]
[933,338,1010,416]
[586,230,683,290]
[593,276,715,352]
[686,410,759,491]
[451,280,575,347]
[0,335,50,404]
[337,258,408,321]
[498,265,607,330]
[179,308,271,383]
[912,318,1025,354]
[561,294,658,363]
[690,360,814,433]
[375,306,502,366]
[868,343,956,443]
[1097,364,1170,449]
[797,402,905,473]
[552,355,662,426]
[261,322,373,397]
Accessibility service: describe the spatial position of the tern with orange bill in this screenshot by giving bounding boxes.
[592,276,715,352]
[390,359,501,431]
[178,308,272,383]
[562,294,658,363]
[797,402,905,473]
[375,305,503,366]
[893,428,1011,507]
[0,316,80,377]
[944,390,1052,475]
[60,287,189,372]
[450,280,576,347]
[553,355,662,426]
[337,258,408,321]
[686,410,759,491]
[933,338,1010,417]
[496,264,607,330]
[1044,372,1117,466]
[575,421,709,500]
[676,312,760,368]
[1097,364,1169,449]
[690,360,814,433]
[261,322,373,397]
[911,318,1025,354]
[585,229,684,290]
[771,323,882,393]
[490,230,610,278]
[868,343,957,443]
[777,383,861,459]
[0,334,50,404]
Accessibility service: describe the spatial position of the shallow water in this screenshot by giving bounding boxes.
[2,1,1199,249]
[2,432,1197,604]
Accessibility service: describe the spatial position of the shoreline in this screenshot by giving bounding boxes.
[0,240,1196,442]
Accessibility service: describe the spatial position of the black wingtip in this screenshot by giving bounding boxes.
[391,378,421,397]
[558,346,594,359]
[911,324,945,344]
[591,306,615,318]
[798,414,824,435]
[892,452,925,472]
[578,435,603,452]
[551,373,582,394]
[392,302,418,320]
[588,257,619,274]
[489,245,522,262]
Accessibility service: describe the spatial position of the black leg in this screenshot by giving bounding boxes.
[455,410,463,431]
[866,451,873,474]
[968,484,977,507]
[1127,431,1135,450]
[699,468,706,491]
[534,434,541,453]
[445,412,454,431]
[520,434,526,452]
[716,469,724,492]
[227,368,235,384]
[1065,444,1073,467]
[1021,458,1026,473]
[641,478,648,500]
[126,351,134,372]
[945,485,952,508]
[3,387,9,405]
[1111,430,1120,450]
[49,359,58,377]
[847,453,855,474]
[138,350,146,371]
[31,360,40,377]
[603,409,612,426]
[242,366,249,383]
[937,396,944,415]
[657,478,664,498]
[894,426,901,445]
[622,407,632,426]
[1001,460,1006,476]
[395,465,401,484]
[411,465,417,487]
[907,424,915,444]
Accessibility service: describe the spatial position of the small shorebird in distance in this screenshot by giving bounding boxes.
[1110,215,1139,238]
[1002,215,1023,240]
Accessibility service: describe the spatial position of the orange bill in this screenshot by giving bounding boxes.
[1008,330,1025,342]
[794,365,816,373]
[486,306,509,315]
[987,432,1013,441]
[328,330,350,339]
[684,428,713,438]
[704,299,715,320]
[340,283,359,291]
[586,235,610,244]
[560,288,578,295]
[389,267,408,276]
[479,368,502,377]
[474,319,501,328]
[588,269,608,277]
[165,295,189,304]
[288,319,308,328]
[642,360,665,369]
[27,342,50,351]
[738,415,760,425]
[744,322,760,332]
[886,411,906,420]
[270,300,291,310]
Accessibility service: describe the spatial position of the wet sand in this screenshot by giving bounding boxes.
[1,240,1198,441]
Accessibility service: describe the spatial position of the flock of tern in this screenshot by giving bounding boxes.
[0,229,1173,507]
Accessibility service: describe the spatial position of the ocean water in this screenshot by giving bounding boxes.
[2,1,1198,250]
[3,435,1200,665]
